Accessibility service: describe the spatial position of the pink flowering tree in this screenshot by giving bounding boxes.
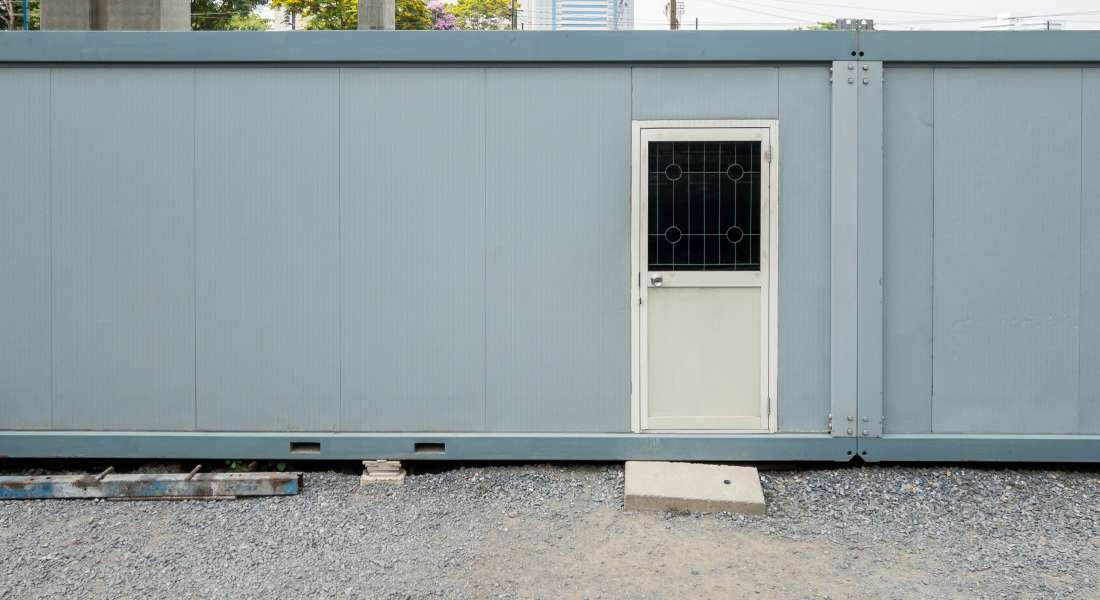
[429,1,457,29]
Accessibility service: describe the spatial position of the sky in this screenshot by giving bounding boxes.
[633,0,1100,30]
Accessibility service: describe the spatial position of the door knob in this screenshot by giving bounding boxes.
[649,274,663,287]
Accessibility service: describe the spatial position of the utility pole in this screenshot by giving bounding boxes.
[23,0,28,29]
[510,0,516,30]
[669,0,678,30]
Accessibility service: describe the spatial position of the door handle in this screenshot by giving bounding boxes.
[649,274,663,287]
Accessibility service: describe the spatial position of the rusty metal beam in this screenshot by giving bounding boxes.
[0,471,302,500]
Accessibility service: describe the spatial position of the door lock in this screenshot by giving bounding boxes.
[649,274,663,287]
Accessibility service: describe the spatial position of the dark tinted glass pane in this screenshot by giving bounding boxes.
[647,140,761,271]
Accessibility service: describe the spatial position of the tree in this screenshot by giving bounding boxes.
[0,0,39,30]
[397,0,431,29]
[271,0,355,29]
[226,12,269,29]
[428,1,456,30]
[192,0,268,30]
[451,0,515,30]
[270,0,433,30]
[803,21,836,30]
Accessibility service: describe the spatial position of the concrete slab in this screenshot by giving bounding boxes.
[360,460,406,486]
[624,461,765,515]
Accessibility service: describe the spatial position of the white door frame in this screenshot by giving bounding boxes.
[630,120,779,433]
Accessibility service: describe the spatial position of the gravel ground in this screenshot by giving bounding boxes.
[1,461,1098,599]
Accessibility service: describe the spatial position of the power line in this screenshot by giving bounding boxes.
[690,0,816,23]
[877,9,1100,26]
[760,0,983,19]
[698,0,833,21]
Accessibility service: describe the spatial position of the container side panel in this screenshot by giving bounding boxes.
[932,68,1081,434]
[776,66,831,432]
[631,67,779,120]
[882,67,934,434]
[1082,68,1100,433]
[51,68,196,430]
[195,69,340,431]
[340,68,486,432]
[0,70,51,429]
[485,68,631,432]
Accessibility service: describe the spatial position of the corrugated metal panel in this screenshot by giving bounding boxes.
[882,67,933,434]
[1082,68,1100,434]
[51,68,196,430]
[0,69,51,429]
[484,68,631,432]
[932,68,1082,434]
[194,69,340,431]
[775,67,831,432]
[339,68,486,432]
[631,67,779,120]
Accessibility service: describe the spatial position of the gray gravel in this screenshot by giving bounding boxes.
[1,462,1098,599]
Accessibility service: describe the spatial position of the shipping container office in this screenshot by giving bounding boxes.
[1,31,1100,463]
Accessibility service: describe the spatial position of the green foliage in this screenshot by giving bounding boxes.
[451,0,515,30]
[804,21,836,30]
[0,0,40,30]
[192,0,267,30]
[224,460,289,472]
[225,459,255,472]
[271,0,432,30]
[271,0,356,29]
[227,12,269,30]
[396,0,432,30]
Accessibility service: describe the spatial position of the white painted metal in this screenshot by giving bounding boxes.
[631,120,778,433]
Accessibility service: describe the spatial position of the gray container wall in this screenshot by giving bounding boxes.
[882,66,1100,435]
[0,65,832,434]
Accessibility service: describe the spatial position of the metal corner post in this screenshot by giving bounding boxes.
[829,60,859,438]
[830,56,884,446]
[856,60,884,441]
[849,59,884,440]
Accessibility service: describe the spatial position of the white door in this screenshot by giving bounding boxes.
[632,122,777,432]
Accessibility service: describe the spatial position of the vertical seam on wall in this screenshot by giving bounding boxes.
[849,59,858,435]
[929,68,936,433]
[775,67,780,430]
[48,68,54,429]
[825,63,832,424]
[192,68,198,431]
[481,67,488,431]
[337,67,343,431]
[629,65,636,431]
[1079,67,1085,428]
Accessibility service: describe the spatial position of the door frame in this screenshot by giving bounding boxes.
[630,120,779,433]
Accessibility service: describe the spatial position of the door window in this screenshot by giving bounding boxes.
[647,140,761,271]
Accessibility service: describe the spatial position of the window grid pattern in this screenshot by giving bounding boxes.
[647,140,761,271]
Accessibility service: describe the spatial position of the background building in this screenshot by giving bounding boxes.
[520,0,632,30]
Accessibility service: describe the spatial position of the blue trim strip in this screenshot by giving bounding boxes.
[858,31,1100,62]
[0,432,856,462]
[0,31,858,63]
[3,31,1099,64]
[859,435,1100,462]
